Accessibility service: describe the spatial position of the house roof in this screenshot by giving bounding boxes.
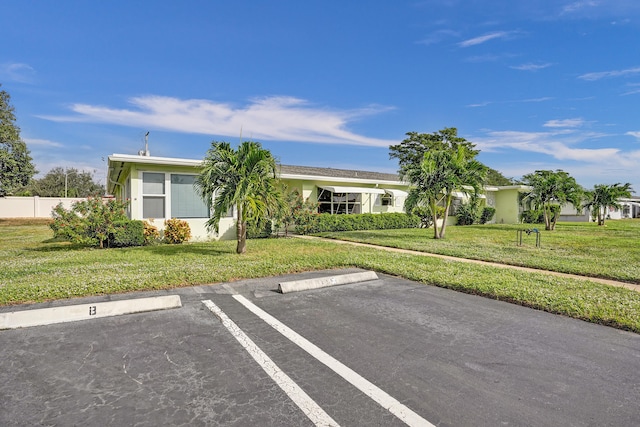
[107,153,406,193]
[278,164,400,182]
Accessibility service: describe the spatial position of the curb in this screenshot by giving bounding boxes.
[0,295,182,330]
[279,271,379,294]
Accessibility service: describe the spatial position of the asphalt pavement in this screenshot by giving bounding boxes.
[1,268,638,426]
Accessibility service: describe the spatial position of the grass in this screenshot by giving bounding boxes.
[1,219,640,333]
[316,220,640,284]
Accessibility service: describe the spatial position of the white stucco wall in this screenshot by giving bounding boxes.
[0,197,86,218]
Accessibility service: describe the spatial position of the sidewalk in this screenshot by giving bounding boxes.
[295,235,640,293]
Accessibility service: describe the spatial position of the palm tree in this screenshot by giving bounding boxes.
[583,183,633,226]
[405,146,486,239]
[195,140,282,254]
[521,170,583,230]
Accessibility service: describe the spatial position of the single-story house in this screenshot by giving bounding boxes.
[603,197,640,220]
[106,152,527,240]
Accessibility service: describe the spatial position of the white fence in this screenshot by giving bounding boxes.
[0,196,87,218]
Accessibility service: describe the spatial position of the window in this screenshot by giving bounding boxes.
[317,188,361,214]
[171,174,209,218]
[142,172,165,218]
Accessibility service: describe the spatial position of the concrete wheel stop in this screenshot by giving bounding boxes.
[0,295,182,330]
[278,271,379,294]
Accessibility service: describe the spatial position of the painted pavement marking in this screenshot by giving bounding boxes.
[201,299,340,427]
[232,294,435,427]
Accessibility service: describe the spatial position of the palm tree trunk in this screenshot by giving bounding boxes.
[430,200,440,239]
[544,204,552,230]
[236,204,246,254]
[236,222,246,254]
[438,195,452,239]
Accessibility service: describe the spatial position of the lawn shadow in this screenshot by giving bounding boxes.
[137,242,235,257]
[29,240,233,256]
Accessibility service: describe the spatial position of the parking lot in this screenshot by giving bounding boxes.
[1,268,639,426]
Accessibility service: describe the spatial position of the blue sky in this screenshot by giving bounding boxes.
[2,0,640,193]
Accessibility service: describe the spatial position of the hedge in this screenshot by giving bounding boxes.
[306,213,420,233]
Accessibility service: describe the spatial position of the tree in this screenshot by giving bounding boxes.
[392,128,486,239]
[29,167,104,197]
[485,167,514,186]
[0,84,36,196]
[403,145,487,239]
[582,183,633,226]
[195,140,283,254]
[521,170,583,231]
[390,128,479,180]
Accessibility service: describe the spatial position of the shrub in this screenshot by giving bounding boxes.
[247,218,273,239]
[50,197,129,248]
[308,212,420,233]
[479,207,496,224]
[521,209,544,224]
[108,220,144,247]
[143,220,160,245]
[455,203,478,226]
[163,218,191,244]
[293,197,320,235]
[410,206,446,229]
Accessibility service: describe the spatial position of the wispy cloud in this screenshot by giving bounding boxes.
[24,138,64,148]
[621,83,640,96]
[40,95,397,148]
[458,31,512,47]
[562,1,600,15]
[0,62,36,83]
[510,62,552,71]
[626,131,640,139]
[466,97,553,108]
[578,66,640,81]
[475,129,623,163]
[543,118,585,128]
[518,97,554,103]
[467,101,492,108]
[416,29,459,45]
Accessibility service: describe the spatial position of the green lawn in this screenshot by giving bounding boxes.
[316,220,640,284]
[1,219,640,333]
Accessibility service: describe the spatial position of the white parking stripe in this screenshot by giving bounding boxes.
[201,300,340,427]
[233,294,435,427]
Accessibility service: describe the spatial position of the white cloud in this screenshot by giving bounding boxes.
[40,95,397,148]
[543,118,585,128]
[466,97,554,108]
[621,84,640,96]
[518,97,554,103]
[626,131,640,139]
[475,129,629,164]
[578,66,640,81]
[458,31,511,47]
[510,62,552,71]
[0,62,36,83]
[24,138,64,148]
[467,101,492,108]
[416,29,459,45]
[562,1,599,14]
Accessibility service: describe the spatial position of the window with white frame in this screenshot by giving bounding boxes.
[318,189,361,214]
[142,172,165,219]
[171,174,209,218]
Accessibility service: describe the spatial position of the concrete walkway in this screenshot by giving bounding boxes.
[296,235,640,293]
